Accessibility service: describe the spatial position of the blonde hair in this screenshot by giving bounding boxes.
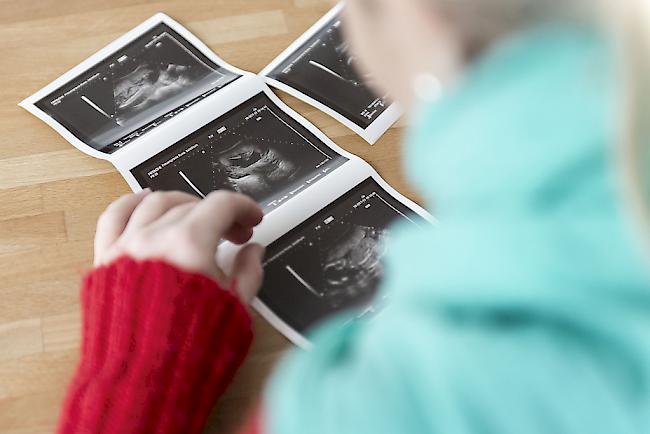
[615,1,650,246]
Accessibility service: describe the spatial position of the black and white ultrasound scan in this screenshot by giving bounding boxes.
[266,14,390,130]
[34,23,240,154]
[258,177,427,334]
[132,92,348,210]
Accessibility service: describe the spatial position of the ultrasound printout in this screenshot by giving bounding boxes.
[258,177,427,334]
[266,14,390,130]
[132,92,348,210]
[35,23,240,154]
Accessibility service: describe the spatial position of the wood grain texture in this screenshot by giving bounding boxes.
[0,1,422,433]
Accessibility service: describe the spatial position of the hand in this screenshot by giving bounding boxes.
[94,189,265,302]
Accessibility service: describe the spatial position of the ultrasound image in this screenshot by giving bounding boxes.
[216,142,299,196]
[132,92,347,210]
[318,224,388,307]
[36,23,240,153]
[258,177,427,334]
[267,14,389,129]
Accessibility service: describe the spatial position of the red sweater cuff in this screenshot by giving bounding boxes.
[57,256,253,434]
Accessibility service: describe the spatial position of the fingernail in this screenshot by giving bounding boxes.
[140,188,152,194]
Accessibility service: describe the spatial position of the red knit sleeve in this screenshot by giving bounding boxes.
[56,256,254,434]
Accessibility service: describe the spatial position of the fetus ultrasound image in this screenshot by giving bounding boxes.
[267,14,390,129]
[36,23,240,153]
[132,92,347,210]
[258,178,427,334]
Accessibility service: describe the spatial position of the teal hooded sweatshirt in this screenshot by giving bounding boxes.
[264,25,650,434]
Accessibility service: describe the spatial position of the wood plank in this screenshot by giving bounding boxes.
[0,212,67,256]
[42,311,81,353]
[0,185,43,221]
[0,391,63,434]
[0,151,114,190]
[188,10,288,45]
[0,350,78,400]
[0,319,43,362]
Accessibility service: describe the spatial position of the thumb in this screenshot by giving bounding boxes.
[230,243,266,303]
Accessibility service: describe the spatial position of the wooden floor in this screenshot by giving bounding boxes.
[0,1,419,433]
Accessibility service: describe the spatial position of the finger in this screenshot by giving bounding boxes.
[147,201,197,229]
[123,191,199,235]
[223,223,254,245]
[230,243,265,303]
[94,189,151,263]
[183,191,263,247]
[343,0,363,16]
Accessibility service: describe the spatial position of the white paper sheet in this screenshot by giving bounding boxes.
[260,3,402,144]
[20,13,252,160]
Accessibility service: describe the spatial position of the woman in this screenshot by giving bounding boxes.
[56,1,650,433]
